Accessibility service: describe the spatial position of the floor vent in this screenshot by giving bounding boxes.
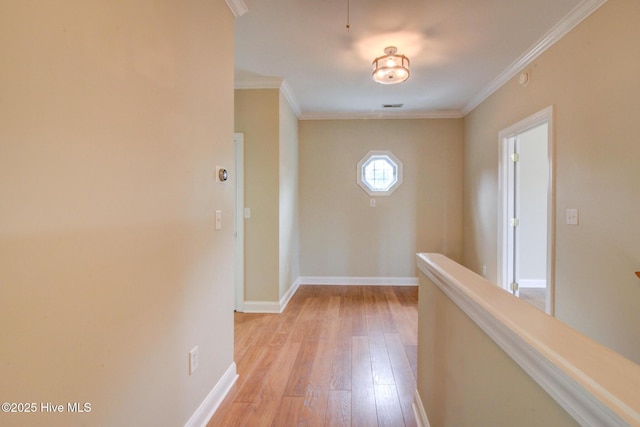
[382,103,403,108]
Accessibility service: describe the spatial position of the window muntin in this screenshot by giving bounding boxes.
[357,150,403,196]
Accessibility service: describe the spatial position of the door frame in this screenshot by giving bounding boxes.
[234,133,245,312]
[497,106,555,315]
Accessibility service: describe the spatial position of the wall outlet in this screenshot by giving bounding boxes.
[189,346,199,375]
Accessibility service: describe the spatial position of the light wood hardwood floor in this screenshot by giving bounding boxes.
[208,285,418,427]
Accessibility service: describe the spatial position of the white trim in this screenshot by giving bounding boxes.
[518,279,547,289]
[280,80,302,118]
[234,133,245,312]
[242,279,301,313]
[298,276,418,286]
[498,105,555,315]
[417,253,639,427]
[299,110,463,120]
[235,76,284,89]
[234,77,302,118]
[241,275,418,314]
[241,300,282,314]
[412,389,431,427]
[224,0,247,17]
[357,150,404,197]
[462,0,608,115]
[279,278,301,312]
[232,1,606,120]
[184,362,238,427]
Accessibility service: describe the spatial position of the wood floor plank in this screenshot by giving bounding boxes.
[374,384,405,427]
[385,333,418,427]
[234,343,283,403]
[271,396,305,427]
[250,341,302,427]
[284,340,319,396]
[207,399,256,426]
[329,317,352,390]
[299,319,339,426]
[351,335,378,426]
[210,285,418,427]
[325,390,351,427]
[365,293,395,386]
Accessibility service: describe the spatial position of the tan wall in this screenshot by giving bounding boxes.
[417,271,579,427]
[235,89,280,302]
[463,0,640,363]
[0,1,235,426]
[279,93,300,299]
[299,119,463,278]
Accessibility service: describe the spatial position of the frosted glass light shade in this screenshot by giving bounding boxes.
[372,46,410,84]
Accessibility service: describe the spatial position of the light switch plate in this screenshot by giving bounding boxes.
[189,346,199,375]
[566,208,579,225]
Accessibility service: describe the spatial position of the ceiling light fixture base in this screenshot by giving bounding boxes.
[372,46,410,85]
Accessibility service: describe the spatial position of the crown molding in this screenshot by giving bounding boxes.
[235,76,284,89]
[462,0,608,116]
[280,80,302,117]
[235,77,302,117]
[225,0,247,17]
[299,110,463,120]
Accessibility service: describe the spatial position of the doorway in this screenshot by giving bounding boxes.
[234,133,244,312]
[498,107,555,314]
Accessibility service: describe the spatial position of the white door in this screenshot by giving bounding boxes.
[499,107,555,314]
[234,133,244,312]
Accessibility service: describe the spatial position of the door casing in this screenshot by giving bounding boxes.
[498,106,555,314]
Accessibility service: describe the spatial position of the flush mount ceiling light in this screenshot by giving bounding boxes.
[372,46,410,84]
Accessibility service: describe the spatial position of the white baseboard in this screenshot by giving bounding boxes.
[240,275,416,314]
[518,279,547,288]
[242,279,301,314]
[279,278,300,312]
[241,300,281,313]
[298,276,418,286]
[412,389,431,427]
[184,362,238,427]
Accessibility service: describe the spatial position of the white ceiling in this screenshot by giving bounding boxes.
[234,0,601,119]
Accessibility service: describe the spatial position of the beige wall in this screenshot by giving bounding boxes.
[234,88,300,304]
[417,270,579,427]
[0,1,235,426]
[463,0,640,363]
[299,119,463,278]
[279,92,300,299]
[235,89,280,302]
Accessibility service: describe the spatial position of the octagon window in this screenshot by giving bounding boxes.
[357,150,403,196]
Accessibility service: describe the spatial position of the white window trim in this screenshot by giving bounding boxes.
[356,150,403,196]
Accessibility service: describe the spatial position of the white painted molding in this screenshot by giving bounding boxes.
[241,279,301,314]
[518,279,547,289]
[298,276,418,286]
[299,110,463,120]
[417,253,640,427]
[232,0,606,120]
[462,0,608,115]
[184,362,238,427]
[224,0,247,17]
[241,300,281,314]
[280,80,302,117]
[234,77,302,118]
[279,278,301,312]
[235,76,284,90]
[412,389,431,427]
